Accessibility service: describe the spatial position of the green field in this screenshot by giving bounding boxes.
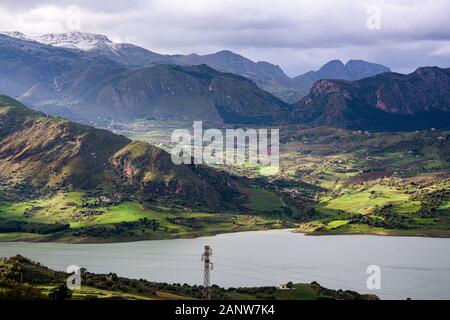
[113,124,450,238]
[319,185,411,215]
[1,124,449,241]
[0,190,292,243]
[241,185,284,212]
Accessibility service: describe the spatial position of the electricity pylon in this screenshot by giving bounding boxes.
[201,245,213,300]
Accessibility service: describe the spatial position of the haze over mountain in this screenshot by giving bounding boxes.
[292,67,450,131]
[0,95,241,210]
[1,31,390,103]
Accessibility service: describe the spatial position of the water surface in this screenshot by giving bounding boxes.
[1,229,449,300]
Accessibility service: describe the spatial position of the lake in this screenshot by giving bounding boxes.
[1,229,449,300]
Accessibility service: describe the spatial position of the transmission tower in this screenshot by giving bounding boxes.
[201,245,213,300]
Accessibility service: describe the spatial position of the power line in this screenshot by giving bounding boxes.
[214,269,273,283]
[2,248,445,299]
[46,262,198,272]
[0,250,199,259]
[213,269,403,299]
[214,255,442,299]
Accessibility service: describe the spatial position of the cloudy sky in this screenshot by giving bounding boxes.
[0,0,449,76]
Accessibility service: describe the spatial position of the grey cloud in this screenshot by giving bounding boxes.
[0,0,147,12]
[0,0,449,75]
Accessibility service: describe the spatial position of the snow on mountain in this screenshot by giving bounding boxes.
[0,30,123,53]
[0,30,117,52]
[0,31,31,41]
[30,31,165,66]
[36,31,116,51]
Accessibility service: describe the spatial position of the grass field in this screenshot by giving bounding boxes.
[1,124,449,241]
[103,121,450,238]
[0,190,292,243]
[319,185,411,215]
[276,127,450,237]
[35,284,156,300]
[241,185,284,212]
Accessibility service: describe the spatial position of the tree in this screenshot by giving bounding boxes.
[49,283,72,300]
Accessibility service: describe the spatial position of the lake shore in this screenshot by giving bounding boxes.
[1,229,449,300]
[2,220,450,244]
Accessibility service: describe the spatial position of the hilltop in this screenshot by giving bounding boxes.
[0,95,239,209]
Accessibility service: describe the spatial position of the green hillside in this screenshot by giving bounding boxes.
[0,96,292,242]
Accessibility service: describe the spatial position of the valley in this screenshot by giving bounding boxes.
[0,94,448,243]
[0,31,448,242]
[104,120,450,238]
[0,96,293,243]
[0,0,449,305]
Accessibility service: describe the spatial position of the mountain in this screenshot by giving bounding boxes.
[28,32,298,100]
[172,50,295,101]
[290,60,391,103]
[0,31,169,68]
[12,31,447,132]
[0,34,289,123]
[0,95,241,209]
[2,31,390,103]
[20,63,290,124]
[291,67,450,131]
[35,31,171,68]
[297,59,390,82]
[0,33,118,99]
[35,33,294,91]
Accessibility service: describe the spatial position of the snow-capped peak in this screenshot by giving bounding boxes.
[36,31,114,51]
[0,31,117,52]
[0,31,32,40]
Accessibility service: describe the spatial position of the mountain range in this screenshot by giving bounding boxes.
[0,33,290,123]
[0,31,449,131]
[0,31,390,103]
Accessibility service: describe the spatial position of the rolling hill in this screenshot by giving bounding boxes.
[0,95,241,210]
